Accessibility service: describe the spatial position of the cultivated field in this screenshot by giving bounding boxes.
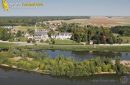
[49,16,130,27]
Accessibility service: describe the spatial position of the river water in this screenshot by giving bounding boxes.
[1,49,130,85]
[0,67,130,85]
[34,50,130,61]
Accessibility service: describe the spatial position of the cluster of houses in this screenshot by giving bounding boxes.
[25,21,72,42]
[1,22,72,42]
[26,29,72,42]
[35,21,61,30]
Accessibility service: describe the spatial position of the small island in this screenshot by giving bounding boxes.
[0,45,130,78]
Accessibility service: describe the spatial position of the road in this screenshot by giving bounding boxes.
[0,40,130,46]
[0,40,34,46]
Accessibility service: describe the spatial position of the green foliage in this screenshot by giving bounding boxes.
[27,29,35,35]
[96,67,102,73]
[54,39,79,45]
[0,29,11,41]
[48,30,56,38]
[0,46,129,77]
[111,26,130,36]
[27,38,32,43]
[50,38,55,44]
[16,31,22,37]
[0,16,90,26]
[115,58,127,74]
[59,23,117,44]
[0,52,129,77]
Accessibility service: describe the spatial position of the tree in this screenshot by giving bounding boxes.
[115,59,126,74]
[16,31,22,37]
[27,38,32,43]
[82,34,87,42]
[0,29,11,41]
[32,39,36,43]
[27,29,34,35]
[51,38,55,44]
[48,30,55,38]
[108,37,114,44]
[87,30,92,44]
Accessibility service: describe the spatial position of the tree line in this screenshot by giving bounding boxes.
[111,26,130,36]
[0,47,128,77]
[58,23,123,44]
[0,16,90,26]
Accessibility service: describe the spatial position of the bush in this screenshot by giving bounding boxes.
[27,38,32,43]
[96,67,102,73]
[102,64,109,72]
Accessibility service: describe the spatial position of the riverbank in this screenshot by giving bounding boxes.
[0,64,117,77]
[1,42,130,52]
[0,56,130,77]
[0,64,49,75]
[0,63,130,78]
[22,44,130,52]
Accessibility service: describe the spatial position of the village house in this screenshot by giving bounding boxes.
[33,29,49,41]
[25,33,34,40]
[52,33,72,40]
[0,26,13,29]
[28,29,72,42]
[35,21,61,31]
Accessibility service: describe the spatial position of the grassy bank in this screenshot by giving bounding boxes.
[120,36,130,43]
[0,56,129,77]
[21,44,130,52]
[0,46,130,77]
[54,39,80,45]
[1,42,130,52]
[0,43,14,49]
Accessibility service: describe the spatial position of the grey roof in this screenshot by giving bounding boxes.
[58,33,72,36]
[34,31,48,36]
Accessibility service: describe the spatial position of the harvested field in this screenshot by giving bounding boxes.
[49,16,130,27]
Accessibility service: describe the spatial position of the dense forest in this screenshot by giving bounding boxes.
[58,23,122,44]
[111,26,130,36]
[0,16,90,26]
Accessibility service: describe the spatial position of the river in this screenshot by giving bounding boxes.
[34,50,130,61]
[1,49,130,85]
[0,67,129,85]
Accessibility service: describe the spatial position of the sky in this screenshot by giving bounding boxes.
[0,0,130,16]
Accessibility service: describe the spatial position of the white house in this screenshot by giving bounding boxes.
[31,29,72,42]
[33,29,49,41]
[52,33,72,40]
[0,26,13,29]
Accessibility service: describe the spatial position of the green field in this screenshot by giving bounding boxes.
[55,39,80,45]
[23,44,130,52]
[1,42,130,52]
[120,36,130,43]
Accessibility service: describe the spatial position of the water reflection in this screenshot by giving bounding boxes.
[0,67,129,85]
[33,50,130,60]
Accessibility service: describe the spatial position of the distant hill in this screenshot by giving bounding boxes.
[0,16,90,26]
[47,16,130,27]
[0,16,130,27]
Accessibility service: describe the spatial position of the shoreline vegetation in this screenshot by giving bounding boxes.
[0,63,116,76]
[0,42,130,52]
[1,42,130,52]
[23,44,130,52]
[0,43,130,77]
[0,53,130,77]
[0,57,130,78]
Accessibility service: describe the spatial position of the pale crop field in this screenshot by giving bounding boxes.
[48,16,130,27]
